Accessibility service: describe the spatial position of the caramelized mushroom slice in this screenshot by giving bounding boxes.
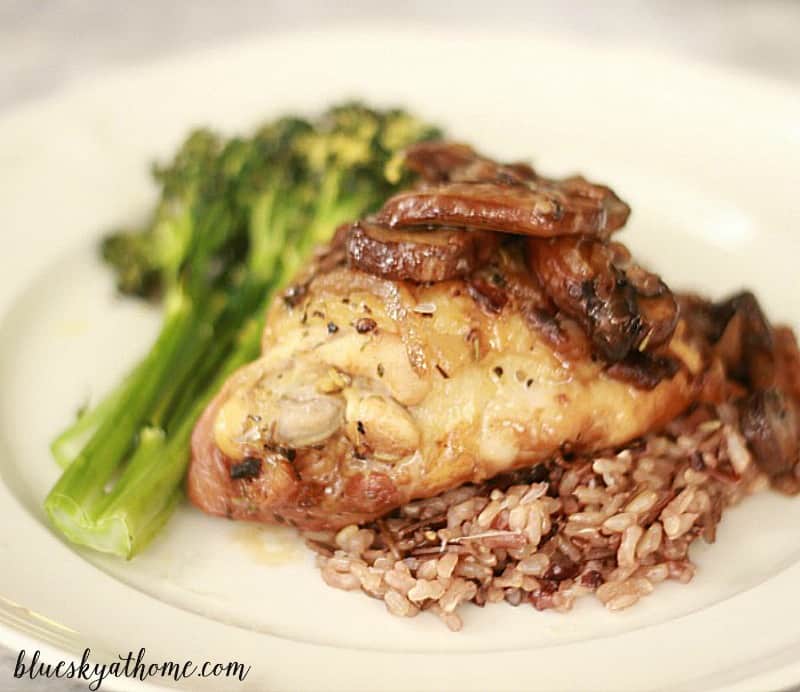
[775,326,800,401]
[739,388,799,480]
[389,142,630,239]
[685,290,798,392]
[684,291,800,485]
[377,179,630,240]
[712,292,777,390]
[527,236,679,363]
[346,220,498,282]
[404,141,537,185]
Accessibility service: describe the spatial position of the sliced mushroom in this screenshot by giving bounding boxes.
[682,290,800,392]
[527,236,678,364]
[404,141,483,182]
[775,326,800,402]
[686,293,800,485]
[739,388,799,480]
[346,220,498,282]
[404,141,537,185]
[384,142,630,238]
[376,179,629,240]
[712,291,776,390]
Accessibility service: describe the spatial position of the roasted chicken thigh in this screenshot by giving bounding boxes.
[188,143,710,529]
[189,245,701,529]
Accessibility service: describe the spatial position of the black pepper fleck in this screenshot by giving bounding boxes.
[355,317,377,334]
[357,421,366,435]
[493,366,504,378]
[377,363,384,378]
[273,446,297,462]
[435,364,450,379]
[327,322,339,334]
[230,457,262,480]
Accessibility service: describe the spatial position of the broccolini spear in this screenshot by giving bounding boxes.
[45,104,440,558]
[49,130,247,467]
[45,130,254,548]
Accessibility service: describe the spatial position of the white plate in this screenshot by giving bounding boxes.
[1,27,800,692]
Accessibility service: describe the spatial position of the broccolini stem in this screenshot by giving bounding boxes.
[163,281,271,432]
[45,295,195,533]
[62,316,264,558]
[147,291,227,430]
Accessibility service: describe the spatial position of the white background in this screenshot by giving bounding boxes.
[2,1,799,690]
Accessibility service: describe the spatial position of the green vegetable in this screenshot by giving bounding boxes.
[45,103,440,558]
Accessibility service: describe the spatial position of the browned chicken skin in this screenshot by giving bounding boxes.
[187,142,800,531]
[188,245,701,529]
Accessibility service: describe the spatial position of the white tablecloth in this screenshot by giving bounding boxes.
[1,1,799,690]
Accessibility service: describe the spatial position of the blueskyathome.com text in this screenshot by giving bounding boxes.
[13,647,251,690]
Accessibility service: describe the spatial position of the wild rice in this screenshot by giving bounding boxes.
[308,404,767,629]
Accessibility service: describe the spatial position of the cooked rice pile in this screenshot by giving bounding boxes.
[305,403,768,631]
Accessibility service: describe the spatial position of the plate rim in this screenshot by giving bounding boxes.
[1,25,800,692]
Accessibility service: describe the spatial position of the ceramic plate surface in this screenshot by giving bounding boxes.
[1,26,800,692]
